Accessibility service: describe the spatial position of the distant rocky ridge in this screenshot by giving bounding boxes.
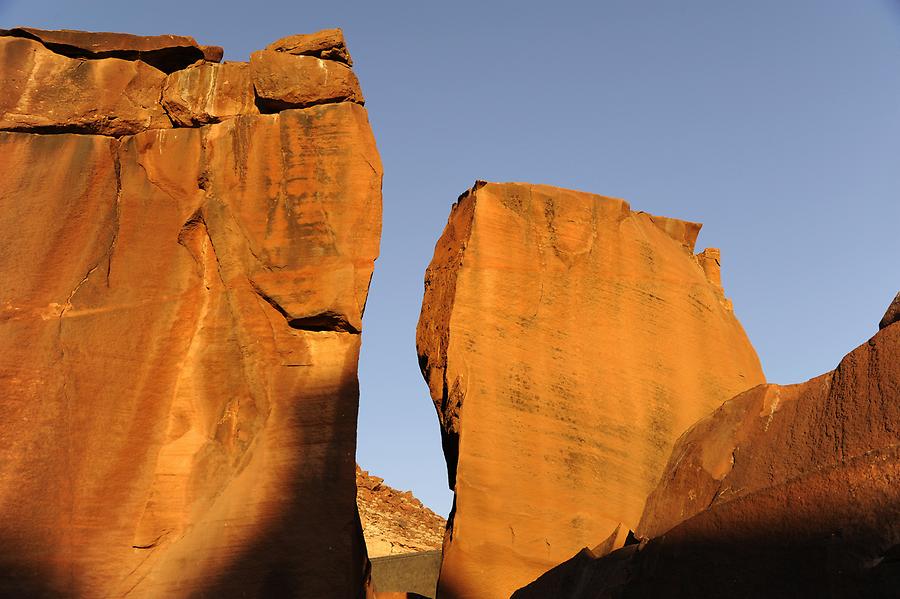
[0,27,380,598]
[357,466,446,557]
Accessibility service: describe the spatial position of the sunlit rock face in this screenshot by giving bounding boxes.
[416,181,764,598]
[0,27,381,598]
[514,312,900,599]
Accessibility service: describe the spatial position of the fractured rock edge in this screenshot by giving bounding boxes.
[0,27,365,137]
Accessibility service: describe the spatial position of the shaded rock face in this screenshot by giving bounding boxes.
[0,27,363,135]
[416,181,764,598]
[0,29,381,599]
[515,318,900,598]
[357,467,447,558]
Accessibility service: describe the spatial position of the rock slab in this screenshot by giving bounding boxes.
[416,181,764,598]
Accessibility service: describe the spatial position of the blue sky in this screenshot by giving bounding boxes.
[3,1,899,514]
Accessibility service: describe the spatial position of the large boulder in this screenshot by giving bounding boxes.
[0,30,381,599]
[416,181,764,598]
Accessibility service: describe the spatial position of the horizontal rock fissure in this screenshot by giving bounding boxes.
[250,281,359,334]
[0,28,209,73]
[253,95,365,115]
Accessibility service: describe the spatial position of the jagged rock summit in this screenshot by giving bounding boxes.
[0,28,381,598]
[416,181,765,598]
[880,290,900,330]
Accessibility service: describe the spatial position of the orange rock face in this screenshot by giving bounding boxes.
[514,317,900,598]
[162,61,259,126]
[0,29,381,599]
[250,49,364,112]
[416,181,764,598]
[0,36,171,135]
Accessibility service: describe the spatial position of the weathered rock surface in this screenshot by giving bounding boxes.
[515,314,900,598]
[251,50,364,112]
[880,290,900,330]
[357,467,446,557]
[0,36,171,135]
[416,181,765,598]
[0,26,220,72]
[1,26,362,136]
[266,28,353,65]
[163,61,258,126]
[0,29,381,599]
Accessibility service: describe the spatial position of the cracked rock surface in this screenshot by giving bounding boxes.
[416,181,764,598]
[0,28,381,599]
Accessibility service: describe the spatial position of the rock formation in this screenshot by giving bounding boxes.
[357,466,447,557]
[416,181,765,598]
[0,27,381,598]
[514,299,900,598]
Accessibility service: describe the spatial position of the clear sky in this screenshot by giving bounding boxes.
[3,0,899,515]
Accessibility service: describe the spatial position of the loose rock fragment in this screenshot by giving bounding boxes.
[251,50,364,111]
[266,28,353,65]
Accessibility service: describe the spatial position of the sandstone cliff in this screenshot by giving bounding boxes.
[514,296,900,598]
[416,181,765,598]
[0,28,381,598]
[357,466,446,557]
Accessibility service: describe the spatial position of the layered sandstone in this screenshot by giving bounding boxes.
[514,302,900,598]
[0,28,381,598]
[357,467,446,558]
[416,181,765,598]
